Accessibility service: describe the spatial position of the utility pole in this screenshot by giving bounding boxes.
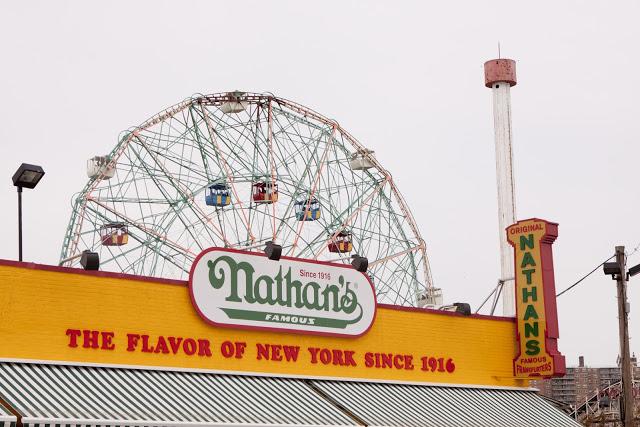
[614,245,635,427]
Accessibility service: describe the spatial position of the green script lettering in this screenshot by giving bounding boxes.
[254,275,275,305]
[208,256,254,302]
[205,255,363,316]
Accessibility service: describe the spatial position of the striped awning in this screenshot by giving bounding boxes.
[310,380,582,427]
[0,363,356,426]
[0,362,583,427]
[0,402,16,427]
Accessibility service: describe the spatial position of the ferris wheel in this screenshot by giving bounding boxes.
[59,92,435,306]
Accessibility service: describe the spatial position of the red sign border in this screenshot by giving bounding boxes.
[187,247,378,339]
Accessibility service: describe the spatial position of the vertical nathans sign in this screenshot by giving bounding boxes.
[507,218,566,378]
[189,248,377,337]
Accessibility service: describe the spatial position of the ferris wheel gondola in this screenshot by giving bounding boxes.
[205,183,231,207]
[100,223,128,246]
[252,179,278,204]
[294,197,321,221]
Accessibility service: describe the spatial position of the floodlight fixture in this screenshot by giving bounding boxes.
[264,241,282,261]
[80,250,100,271]
[628,263,640,278]
[12,163,45,262]
[453,302,472,316]
[603,262,621,277]
[351,255,368,272]
[12,163,45,189]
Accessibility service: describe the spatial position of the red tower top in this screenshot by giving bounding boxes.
[484,59,517,88]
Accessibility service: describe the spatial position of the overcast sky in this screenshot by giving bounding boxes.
[1,1,638,367]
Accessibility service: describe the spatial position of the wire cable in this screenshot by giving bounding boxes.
[556,255,615,297]
[556,242,640,298]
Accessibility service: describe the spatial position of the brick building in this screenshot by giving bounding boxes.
[533,354,639,406]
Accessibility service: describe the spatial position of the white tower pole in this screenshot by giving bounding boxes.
[484,58,517,316]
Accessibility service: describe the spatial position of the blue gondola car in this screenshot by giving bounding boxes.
[294,197,321,221]
[205,183,231,207]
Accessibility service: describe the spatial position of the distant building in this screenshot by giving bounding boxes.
[533,354,639,406]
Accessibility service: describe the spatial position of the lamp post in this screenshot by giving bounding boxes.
[11,163,45,262]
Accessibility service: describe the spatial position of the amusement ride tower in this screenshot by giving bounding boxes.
[484,58,518,316]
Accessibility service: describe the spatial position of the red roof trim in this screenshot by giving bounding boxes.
[0,259,186,286]
[0,259,514,322]
[377,303,514,322]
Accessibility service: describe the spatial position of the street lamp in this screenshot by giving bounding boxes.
[12,163,45,261]
[627,263,640,278]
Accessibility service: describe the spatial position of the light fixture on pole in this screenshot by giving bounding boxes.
[627,262,640,278]
[12,163,45,262]
[603,262,621,277]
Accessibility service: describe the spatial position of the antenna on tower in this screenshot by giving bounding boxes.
[498,42,501,59]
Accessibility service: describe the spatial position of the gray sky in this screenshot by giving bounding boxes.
[1,0,638,367]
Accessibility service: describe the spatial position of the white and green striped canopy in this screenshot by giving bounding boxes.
[0,362,582,427]
[0,363,355,427]
[311,380,582,427]
[0,401,16,427]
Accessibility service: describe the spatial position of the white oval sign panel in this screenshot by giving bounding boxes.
[189,248,377,337]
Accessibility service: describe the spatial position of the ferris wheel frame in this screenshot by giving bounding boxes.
[59,92,434,307]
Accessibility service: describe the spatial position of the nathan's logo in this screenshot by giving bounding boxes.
[507,218,566,378]
[189,248,376,337]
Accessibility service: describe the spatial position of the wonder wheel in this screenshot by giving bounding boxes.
[60,92,434,306]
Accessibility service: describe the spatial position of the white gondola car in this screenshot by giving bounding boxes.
[417,287,443,309]
[220,91,247,114]
[87,156,115,180]
[349,149,376,170]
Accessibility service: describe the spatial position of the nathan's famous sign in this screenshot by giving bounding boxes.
[507,218,566,378]
[189,248,377,337]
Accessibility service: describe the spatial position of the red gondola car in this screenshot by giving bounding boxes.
[328,231,352,253]
[100,223,129,246]
[252,180,278,204]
